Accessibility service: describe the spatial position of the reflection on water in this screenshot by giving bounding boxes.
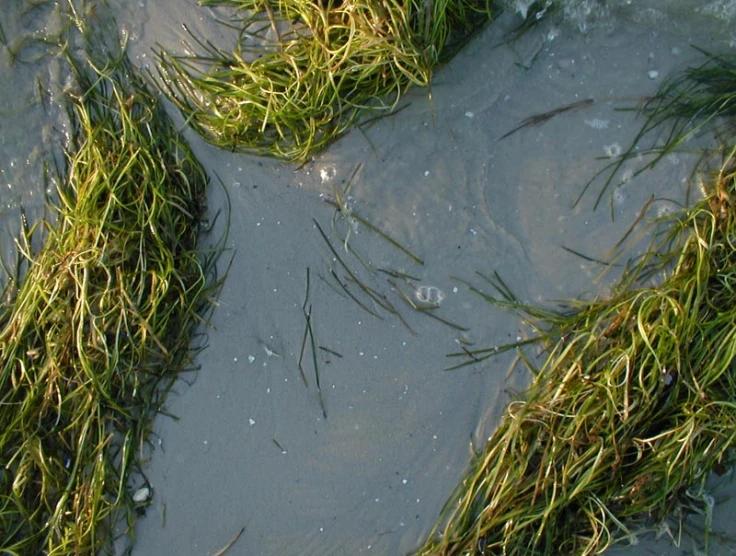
[0,2,74,274]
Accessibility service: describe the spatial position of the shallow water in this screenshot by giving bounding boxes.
[2,1,736,554]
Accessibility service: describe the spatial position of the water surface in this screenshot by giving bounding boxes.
[2,1,736,554]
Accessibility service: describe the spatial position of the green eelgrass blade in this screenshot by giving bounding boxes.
[324,199,424,266]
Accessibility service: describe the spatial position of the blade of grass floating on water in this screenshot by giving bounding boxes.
[297,323,311,388]
[498,98,594,141]
[567,194,662,282]
[304,303,327,419]
[315,218,397,316]
[373,278,415,335]
[318,346,343,358]
[356,102,411,131]
[560,244,622,267]
[319,203,428,330]
[454,273,558,325]
[212,526,246,556]
[316,269,352,303]
[444,337,539,371]
[377,267,423,282]
[578,48,736,211]
[328,268,383,319]
[272,438,287,453]
[412,308,467,332]
[297,267,327,417]
[297,267,312,388]
[324,163,424,266]
[344,273,397,314]
[610,194,656,251]
[475,270,518,303]
[342,272,417,334]
[387,278,420,310]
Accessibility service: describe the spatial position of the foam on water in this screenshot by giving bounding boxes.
[505,0,736,36]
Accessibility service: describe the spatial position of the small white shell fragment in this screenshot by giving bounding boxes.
[648,70,659,80]
[248,355,256,363]
[132,486,151,503]
[464,111,474,118]
[249,418,256,426]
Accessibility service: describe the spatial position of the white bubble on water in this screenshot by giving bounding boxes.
[613,186,626,206]
[621,167,634,183]
[319,165,336,183]
[415,285,444,306]
[603,142,621,158]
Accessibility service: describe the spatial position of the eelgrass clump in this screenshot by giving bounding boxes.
[418,150,736,554]
[158,0,493,160]
[0,49,217,553]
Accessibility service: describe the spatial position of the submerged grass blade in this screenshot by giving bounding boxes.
[498,98,594,141]
[579,48,736,210]
[324,198,424,265]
